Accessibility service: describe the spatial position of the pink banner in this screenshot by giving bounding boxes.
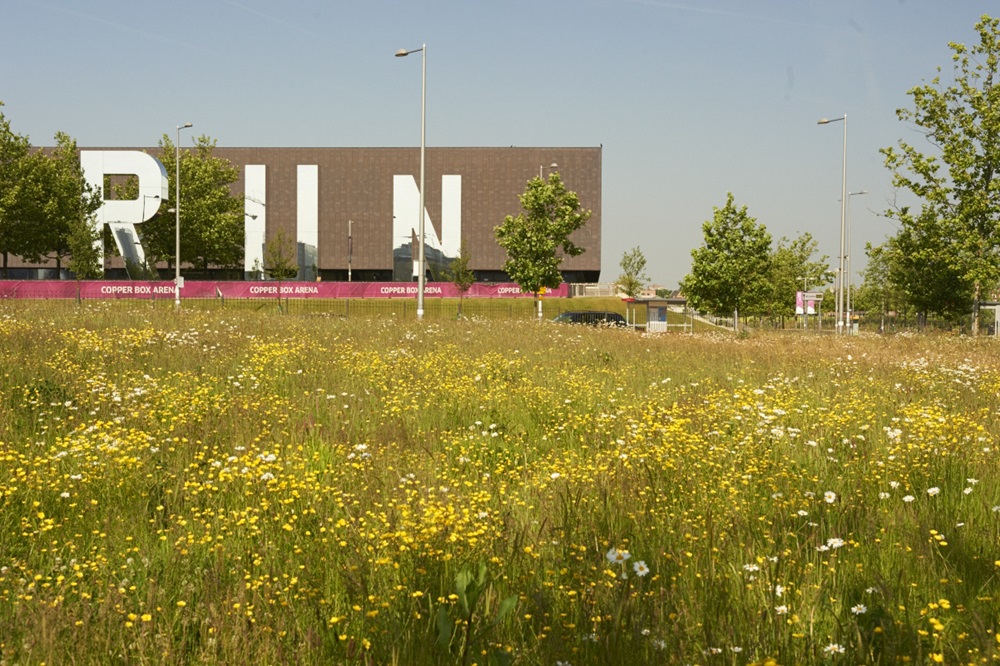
[0,281,569,300]
[795,291,817,315]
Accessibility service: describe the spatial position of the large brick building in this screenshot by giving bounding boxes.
[10,146,603,283]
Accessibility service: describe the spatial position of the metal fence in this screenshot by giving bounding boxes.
[569,283,620,298]
[93,296,613,322]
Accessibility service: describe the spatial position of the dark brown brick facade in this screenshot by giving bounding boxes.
[11,146,602,281]
[220,146,601,278]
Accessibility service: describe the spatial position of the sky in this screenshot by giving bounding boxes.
[1,0,994,287]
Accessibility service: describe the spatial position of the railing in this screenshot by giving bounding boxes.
[53,296,608,322]
[569,283,620,298]
[646,319,692,333]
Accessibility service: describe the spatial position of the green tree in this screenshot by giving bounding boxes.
[3,151,53,272]
[495,172,591,315]
[0,111,99,278]
[680,192,772,325]
[138,134,243,274]
[446,241,475,318]
[36,132,102,274]
[764,233,832,322]
[263,228,298,281]
[0,102,35,277]
[616,246,649,299]
[884,213,974,325]
[880,14,1000,334]
[66,214,102,281]
[853,242,911,329]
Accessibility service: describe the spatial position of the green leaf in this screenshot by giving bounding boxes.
[496,594,518,622]
[475,562,488,589]
[455,566,473,615]
[435,606,454,648]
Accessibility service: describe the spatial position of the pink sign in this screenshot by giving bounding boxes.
[795,291,817,315]
[0,281,569,300]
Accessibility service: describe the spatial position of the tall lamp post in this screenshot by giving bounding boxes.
[395,43,426,320]
[535,162,559,321]
[846,190,868,332]
[175,122,193,309]
[818,115,847,334]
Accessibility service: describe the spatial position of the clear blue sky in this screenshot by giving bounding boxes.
[2,0,993,287]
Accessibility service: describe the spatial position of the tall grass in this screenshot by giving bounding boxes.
[0,301,997,664]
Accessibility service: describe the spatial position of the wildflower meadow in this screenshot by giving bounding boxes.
[0,301,997,664]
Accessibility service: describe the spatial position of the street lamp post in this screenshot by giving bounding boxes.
[175,122,193,309]
[396,44,426,320]
[534,162,559,321]
[348,219,353,282]
[818,115,848,334]
[846,190,868,333]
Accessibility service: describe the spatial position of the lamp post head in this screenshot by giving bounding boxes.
[178,122,193,129]
[396,45,424,57]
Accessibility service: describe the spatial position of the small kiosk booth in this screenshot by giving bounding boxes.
[641,296,692,333]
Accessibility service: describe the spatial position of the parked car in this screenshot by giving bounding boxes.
[552,311,628,327]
